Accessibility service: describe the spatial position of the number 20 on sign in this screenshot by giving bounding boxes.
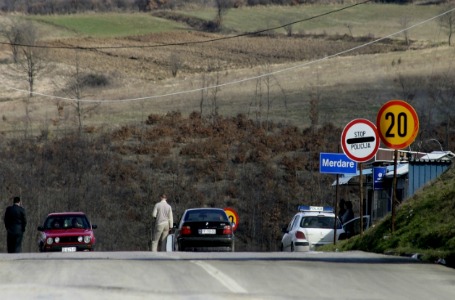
[376,100,419,149]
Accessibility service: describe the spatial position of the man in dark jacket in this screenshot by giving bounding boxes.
[4,196,27,253]
[341,200,354,224]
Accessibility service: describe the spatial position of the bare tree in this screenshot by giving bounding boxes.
[0,0,17,12]
[251,74,263,125]
[199,62,221,120]
[344,23,353,37]
[200,73,208,116]
[399,16,411,47]
[169,52,182,77]
[71,55,85,134]
[209,68,221,120]
[309,86,320,129]
[438,7,455,46]
[214,0,234,30]
[2,19,47,136]
[58,51,101,134]
[281,17,293,37]
[8,20,47,98]
[250,65,288,129]
[1,18,26,63]
[390,57,423,105]
[261,64,287,131]
[427,70,455,150]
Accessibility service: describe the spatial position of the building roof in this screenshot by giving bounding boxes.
[331,150,454,186]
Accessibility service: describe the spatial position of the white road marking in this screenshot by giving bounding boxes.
[192,260,247,294]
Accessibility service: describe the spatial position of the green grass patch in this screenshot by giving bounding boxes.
[11,4,448,42]
[28,13,188,38]
[175,4,445,42]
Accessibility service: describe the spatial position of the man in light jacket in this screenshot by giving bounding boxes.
[152,193,173,252]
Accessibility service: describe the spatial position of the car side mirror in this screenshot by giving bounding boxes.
[92,224,98,229]
[281,226,288,233]
[37,226,44,231]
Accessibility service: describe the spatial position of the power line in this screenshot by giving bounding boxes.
[0,0,372,50]
[2,6,455,104]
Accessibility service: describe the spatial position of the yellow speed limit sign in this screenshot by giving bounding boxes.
[224,207,239,232]
[376,100,419,149]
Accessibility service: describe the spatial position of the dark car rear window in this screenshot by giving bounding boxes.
[184,210,228,222]
[300,216,341,229]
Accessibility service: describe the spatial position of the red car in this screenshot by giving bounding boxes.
[37,212,97,252]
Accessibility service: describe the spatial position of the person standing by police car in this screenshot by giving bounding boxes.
[4,196,27,253]
[151,193,173,252]
[338,198,346,221]
[342,200,354,224]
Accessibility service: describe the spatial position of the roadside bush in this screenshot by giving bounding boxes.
[82,73,110,87]
[145,114,162,125]
[111,126,138,140]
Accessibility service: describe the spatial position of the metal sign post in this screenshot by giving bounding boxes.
[341,119,379,236]
[377,100,419,233]
[334,172,339,245]
[359,163,363,235]
[391,149,398,233]
[319,152,357,245]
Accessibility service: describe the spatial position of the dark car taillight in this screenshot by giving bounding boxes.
[295,231,306,239]
[222,225,233,235]
[181,226,191,235]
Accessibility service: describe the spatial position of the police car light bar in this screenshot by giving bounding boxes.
[298,205,334,213]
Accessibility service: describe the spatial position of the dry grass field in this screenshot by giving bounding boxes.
[0,4,453,136]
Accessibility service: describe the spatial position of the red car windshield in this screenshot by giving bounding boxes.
[44,216,90,229]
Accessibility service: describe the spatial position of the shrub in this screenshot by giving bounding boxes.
[82,73,109,87]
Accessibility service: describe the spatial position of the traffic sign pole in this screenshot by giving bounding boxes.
[359,163,364,236]
[341,119,379,236]
[377,100,419,234]
[391,149,398,233]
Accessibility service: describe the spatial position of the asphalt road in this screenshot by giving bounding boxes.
[0,251,453,300]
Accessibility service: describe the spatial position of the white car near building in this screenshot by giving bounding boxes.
[280,205,370,252]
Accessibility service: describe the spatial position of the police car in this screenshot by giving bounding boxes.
[280,205,370,252]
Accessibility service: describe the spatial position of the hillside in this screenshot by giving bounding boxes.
[324,164,455,268]
[0,4,454,255]
[0,113,344,252]
[0,4,454,132]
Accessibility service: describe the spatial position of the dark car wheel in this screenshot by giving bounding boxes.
[291,243,295,252]
[280,243,284,252]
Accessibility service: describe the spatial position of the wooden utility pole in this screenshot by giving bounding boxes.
[359,163,364,235]
[334,173,339,245]
[391,149,398,233]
